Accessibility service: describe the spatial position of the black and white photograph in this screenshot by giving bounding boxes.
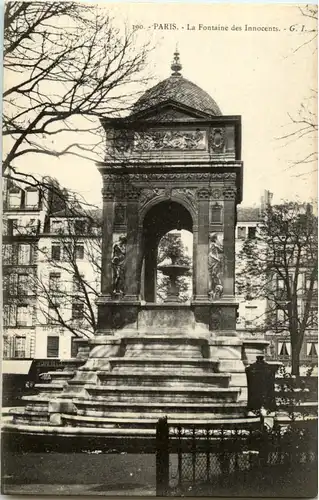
[1,1,318,497]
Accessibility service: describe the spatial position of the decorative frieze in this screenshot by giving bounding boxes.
[126,188,140,200]
[101,187,115,200]
[133,129,206,151]
[127,172,236,182]
[223,185,237,200]
[197,188,210,200]
[211,188,223,200]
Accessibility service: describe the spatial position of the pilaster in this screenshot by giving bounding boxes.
[222,183,237,297]
[194,188,210,301]
[125,195,140,300]
[100,186,115,296]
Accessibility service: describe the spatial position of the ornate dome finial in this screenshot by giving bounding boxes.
[171,46,182,76]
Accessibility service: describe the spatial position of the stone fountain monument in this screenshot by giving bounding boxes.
[5,52,269,439]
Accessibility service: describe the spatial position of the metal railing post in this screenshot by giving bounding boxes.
[156,416,169,496]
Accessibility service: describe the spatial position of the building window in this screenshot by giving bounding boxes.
[14,337,26,358]
[305,273,318,292]
[237,227,246,239]
[73,274,84,294]
[47,304,60,324]
[28,218,39,235]
[248,227,257,239]
[278,341,291,357]
[63,243,73,261]
[18,244,31,265]
[47,336,59,358]
[7,219,18,236]
[3,304,17,326]
[50,220,63,234]
[74,219,86,234]
[308,306,318,329]
[75,244,84,260]
[2,244,12,265]
[71,337,79,358]
[17,305,33,327]
[6,273,18,295]
[307,342,318,358]
[18,274,30,295]
[49,272,61,294]
[72,303,84,320]
[51,245,61,261]
[9,188,21,208]
[276,307,289,328]
[244,306,257,329]
[25,188,38,208]
[3,336,11,359]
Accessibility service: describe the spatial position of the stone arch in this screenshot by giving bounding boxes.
[139,194,197,229]
[140,199,193,303]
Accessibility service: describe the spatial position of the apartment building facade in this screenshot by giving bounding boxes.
[2,179,101,370]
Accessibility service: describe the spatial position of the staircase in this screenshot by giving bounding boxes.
[10,332,249,433]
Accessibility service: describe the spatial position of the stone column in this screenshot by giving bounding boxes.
[100,185,115,296]
[222,183,237,297]
[194,188,210,301]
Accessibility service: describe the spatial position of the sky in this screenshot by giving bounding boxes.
[10,2,318,208]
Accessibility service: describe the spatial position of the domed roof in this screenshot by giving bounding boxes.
[132,51,222,116]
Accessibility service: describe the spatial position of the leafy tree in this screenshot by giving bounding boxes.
[157,232,192,303]
[237,202,318,377]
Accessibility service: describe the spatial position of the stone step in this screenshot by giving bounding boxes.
[44,371,75,383]
[118,335,210,359]
[86,385,241,404]
[3,417,264,438]
[74,400,247,419]
[33,383,65,394]
[96,372,231,388]
[122,335,210,343]
[108,357,219,374]
[60,414,258,429]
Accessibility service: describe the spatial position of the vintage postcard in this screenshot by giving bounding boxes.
[1,1,318,497]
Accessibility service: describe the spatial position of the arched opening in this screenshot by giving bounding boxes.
[141,200,193,303]
[157,229,193,303]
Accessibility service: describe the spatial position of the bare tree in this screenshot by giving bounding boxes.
[36,207,102,339]
[237,202,318,377]
[3,1,151,178]
[279,5,318,172]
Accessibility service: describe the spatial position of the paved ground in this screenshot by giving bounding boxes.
[2,449,317,498]
[2,451,156,496]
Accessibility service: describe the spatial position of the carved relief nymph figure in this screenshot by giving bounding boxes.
[111,236,127,296]
[208,232,223,300]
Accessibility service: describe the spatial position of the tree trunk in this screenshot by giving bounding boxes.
[291,343,301,378]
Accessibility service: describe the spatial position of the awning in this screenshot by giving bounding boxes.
[2,360,33,375]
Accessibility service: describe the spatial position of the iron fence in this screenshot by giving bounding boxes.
[156,417,318,496]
